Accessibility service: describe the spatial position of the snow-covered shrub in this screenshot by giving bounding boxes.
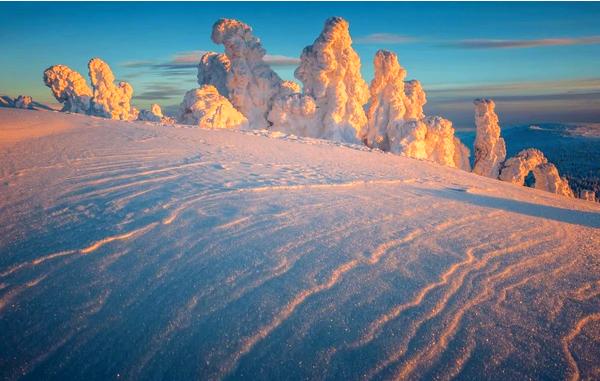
[88,58,135,120]
[43,65,92,113]
[472,99,507,178]
[295,17,369,143]
[177,85,248,129]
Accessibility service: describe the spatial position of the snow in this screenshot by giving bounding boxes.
[295,17,370,143]
[13,95,33,110]
[197,52,230,97]
[212,18,284,129]
[43,64,93,114]
[88,58,135,121]
[362,50,470,170]
[532,163,575,197]
[1,108,598,380]
[472,99,507,178]
[176,85,248,129]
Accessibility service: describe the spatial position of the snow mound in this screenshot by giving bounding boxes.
[177,85,248,129]
[472,99,507,178]
[295,17,369,143]
[362,50,469,170]
[138,104,173,125]
[197,52,230,97]
[43,64,92,113]
[88,58,135,121]
[13,95,33,109]
[212,18,283,129]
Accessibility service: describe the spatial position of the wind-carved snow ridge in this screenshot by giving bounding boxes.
[499,148,574,197]
[295,17,370,143]
[197,52,231,98]
[211,19,284,129]
[177,85,248,129]
[472,99,507,178]
[88,58,135,121]
[362,49,470,170]
[43,65,93,113]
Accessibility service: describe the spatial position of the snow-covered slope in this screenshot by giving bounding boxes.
[0,109,599,381]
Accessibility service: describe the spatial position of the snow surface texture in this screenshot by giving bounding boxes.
[499,148,574,197]
[295,17,370,143]
[88,58,135,121]
[177,85,248,129]
[211,19,284,129]
[472,99,507,178]
[197,52,231,98]
[363,50,470,170]
[1,108,599,380]
[43,65,93,113]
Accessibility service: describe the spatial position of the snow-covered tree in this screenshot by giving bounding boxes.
[88,58,135,120]
[362,49,470,170]
[295,17,370,143]
[197,52,230,97]
[43,64,92,113]
[138,103,171,124]
[211,18,283,128]
[177,85,248,129]
[472,99,506,178]
[14,95,33,109]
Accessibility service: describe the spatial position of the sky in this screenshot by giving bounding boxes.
[1,1,600,129]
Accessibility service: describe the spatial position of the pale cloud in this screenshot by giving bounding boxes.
[354,33,415,45]
[447,36,600,49]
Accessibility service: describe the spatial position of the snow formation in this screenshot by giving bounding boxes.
[295,17,370,143]
[88,58,135,121]
[532,163,575,197]
[43,65,92,113]
[211,18,284,129]
[472,99,507,178]
[177,85,248,129]
[499,148,573,197]
[361,50,469,169]
[13,95,33,109]
[197,52,230,97]
[138,103,173,124]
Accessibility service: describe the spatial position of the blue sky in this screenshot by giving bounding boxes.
[1,2,600,129]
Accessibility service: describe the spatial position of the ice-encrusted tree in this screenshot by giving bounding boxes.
[472,99,507,178]
[177,85,248,129]
[43,65,93,114]
[211,18,284,128]
[88,58,135,121]
[295,17,370,143]
[362,49,470,170]
[197,52,230,97]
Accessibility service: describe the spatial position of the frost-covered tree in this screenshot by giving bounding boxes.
[295,17,370,143]
[138,104,168,123]
[211,18,283,128]
[88,58,135,120]
[177,85,248,129]
[472,99,507,178]
[197,52,230,97]
[43,65,92,113]
[362,49,470,170]
[268,81,318,136]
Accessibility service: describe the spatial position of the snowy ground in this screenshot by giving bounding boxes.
[0,109,599,381]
